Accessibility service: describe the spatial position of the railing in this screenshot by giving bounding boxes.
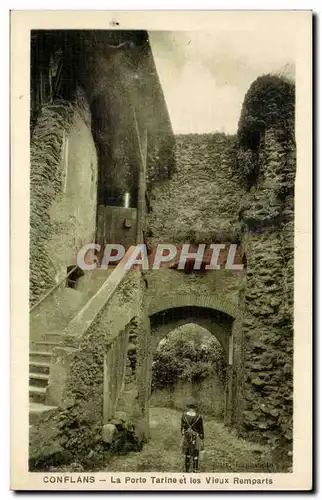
[30,265,78,313]
[63,247,136,340]
[103,328,130,423]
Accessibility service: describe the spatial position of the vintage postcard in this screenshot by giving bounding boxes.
[10,10,312,491]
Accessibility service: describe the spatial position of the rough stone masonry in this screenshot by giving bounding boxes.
[147,74,295,455]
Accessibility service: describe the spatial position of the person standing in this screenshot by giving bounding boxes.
[181,402,204,473]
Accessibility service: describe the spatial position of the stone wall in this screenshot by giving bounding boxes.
[150,377,225,418]
[147,268,241,318]
[30,90,98,306]
[29,31,172,468]
[147,75,295,456]
[58,270,149,465]
[146,134,245,409]
[232,75,295,454]
[29,37,295,468]
[30,270,149,469]
[147,133,242,246]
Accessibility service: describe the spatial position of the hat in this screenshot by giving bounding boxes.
[186,400,197,410]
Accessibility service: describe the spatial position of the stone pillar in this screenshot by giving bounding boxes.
[134,275,152,440]
[237,128,295,447]
[224,335,234,425]
[229,313,245,432]
[103,347,114,424]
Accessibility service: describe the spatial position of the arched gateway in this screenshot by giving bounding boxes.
[134,293,239,433]
[150,306,234,354]
[148,292,238,354]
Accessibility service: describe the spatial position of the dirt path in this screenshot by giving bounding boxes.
[106,407,276,473]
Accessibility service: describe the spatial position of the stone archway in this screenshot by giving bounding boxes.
[132,291,240,438]
[150,322,227,418]
[150,305,234,354]
[148,292,239,320]
[142,301,237,425]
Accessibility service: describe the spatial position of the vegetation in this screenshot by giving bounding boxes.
[151,326,227,391]
[232,74,295,188]
[106,408,282,473]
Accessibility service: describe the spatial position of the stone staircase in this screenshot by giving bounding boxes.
[29,335,63,402]
[29,334,64,423]
[29,267,120,425]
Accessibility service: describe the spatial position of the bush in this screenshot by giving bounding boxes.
[231,74,295,188]
[152,326,227,391]
[238,74,295,149]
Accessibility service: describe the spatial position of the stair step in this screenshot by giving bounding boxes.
[30,402,56,412]
[29,372,49,388]
[31,341,60,353]
[30,351,52,357]
[29,385,47,404]
[29,386,47,394]
[29,361,50,374]
[45,333,64,342]
[29,351,52,364]
[36,341,60,346]
[29,402,57,425]
[29,372,49,380]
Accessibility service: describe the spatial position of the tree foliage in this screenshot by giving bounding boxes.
[151,326,227,391]
[231,74,295,188]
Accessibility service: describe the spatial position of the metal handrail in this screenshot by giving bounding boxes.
[30,265,78,313]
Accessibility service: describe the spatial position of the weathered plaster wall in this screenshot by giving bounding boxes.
[30,269,111,344]
[29,32,171,468]
[30,90,98,306]
[58,270,149,466]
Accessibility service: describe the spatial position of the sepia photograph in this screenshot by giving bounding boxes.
[10,10,312,490]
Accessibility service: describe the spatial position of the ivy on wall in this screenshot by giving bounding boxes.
[232,74,295,189]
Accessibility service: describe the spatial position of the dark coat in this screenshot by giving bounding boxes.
[181,411,204,455]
